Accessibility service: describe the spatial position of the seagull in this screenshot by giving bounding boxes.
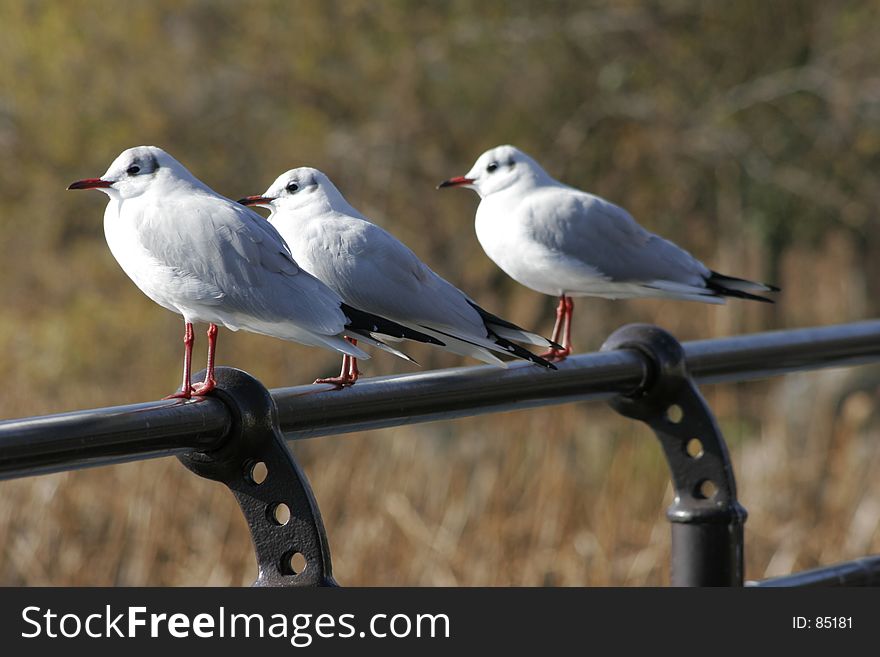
[68,146,441,396]
[238,166,557,383]
[439,144,779,361]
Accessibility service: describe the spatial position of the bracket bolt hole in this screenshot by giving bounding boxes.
[283,551,307,576]
[685,439,704,459]
[666,404,684,424]
[246,460,268,485]
[694,479,718,500]
[269,502,291,526]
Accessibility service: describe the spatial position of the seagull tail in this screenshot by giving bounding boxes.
[343,331,420,364]
[422,324,557,370]
[705,271,780,303]
[413,328,508,367]
[316,335,372,359]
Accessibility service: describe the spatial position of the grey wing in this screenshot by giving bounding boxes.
[142,194,347,335]
[312,219,487,336]
[527,189,710,286]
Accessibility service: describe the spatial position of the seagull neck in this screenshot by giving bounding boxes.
[520,167,555,188]
[169,173,213,195]
[322,188,362,218]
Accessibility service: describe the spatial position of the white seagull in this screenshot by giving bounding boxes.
[68,146,441,396]
[238,166,557,385]
[439,144,779,361]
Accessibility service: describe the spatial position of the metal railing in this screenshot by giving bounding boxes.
[1,320,880,586]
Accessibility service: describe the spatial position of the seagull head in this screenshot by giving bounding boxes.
[67,145,197,200]
[438,145,548,198]
[239,167,351,215]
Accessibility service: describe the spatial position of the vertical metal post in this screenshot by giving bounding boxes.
[177,367,337,586]
[602,324,747,586]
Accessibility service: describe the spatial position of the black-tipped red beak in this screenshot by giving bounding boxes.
[237,195,275,207]
[67,178,113,190]
[437,176,475,190]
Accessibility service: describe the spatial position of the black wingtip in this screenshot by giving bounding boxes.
[466,300,529,332]
[341,303,444,346]
[490,333,558,370]
[706,271,780,303]
[717,289,776,303]
[467,300,558,347]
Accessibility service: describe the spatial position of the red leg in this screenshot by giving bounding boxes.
[346,339,360,384]
[548,296,565,344]
[314,338,360,388]
[192,323,218,396]
[164,322,194,400]
[559,297,574,358]
[539,295,572,362]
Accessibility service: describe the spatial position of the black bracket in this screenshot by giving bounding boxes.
[177,367,337,587]
[601,324,748,586]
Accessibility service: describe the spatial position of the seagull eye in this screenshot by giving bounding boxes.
[126,165,141,176]
[286,182,299,193]
[486,161,499,173]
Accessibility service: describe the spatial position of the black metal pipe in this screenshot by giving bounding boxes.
[273,349,646,440]
[748,555,880,587]
[0,397,230,480]
[671,518,746,586]
[684,319,880,384]
[275,320,880,440]
[1,320,879,480]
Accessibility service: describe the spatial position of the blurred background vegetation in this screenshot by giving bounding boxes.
[1,0,879,585]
